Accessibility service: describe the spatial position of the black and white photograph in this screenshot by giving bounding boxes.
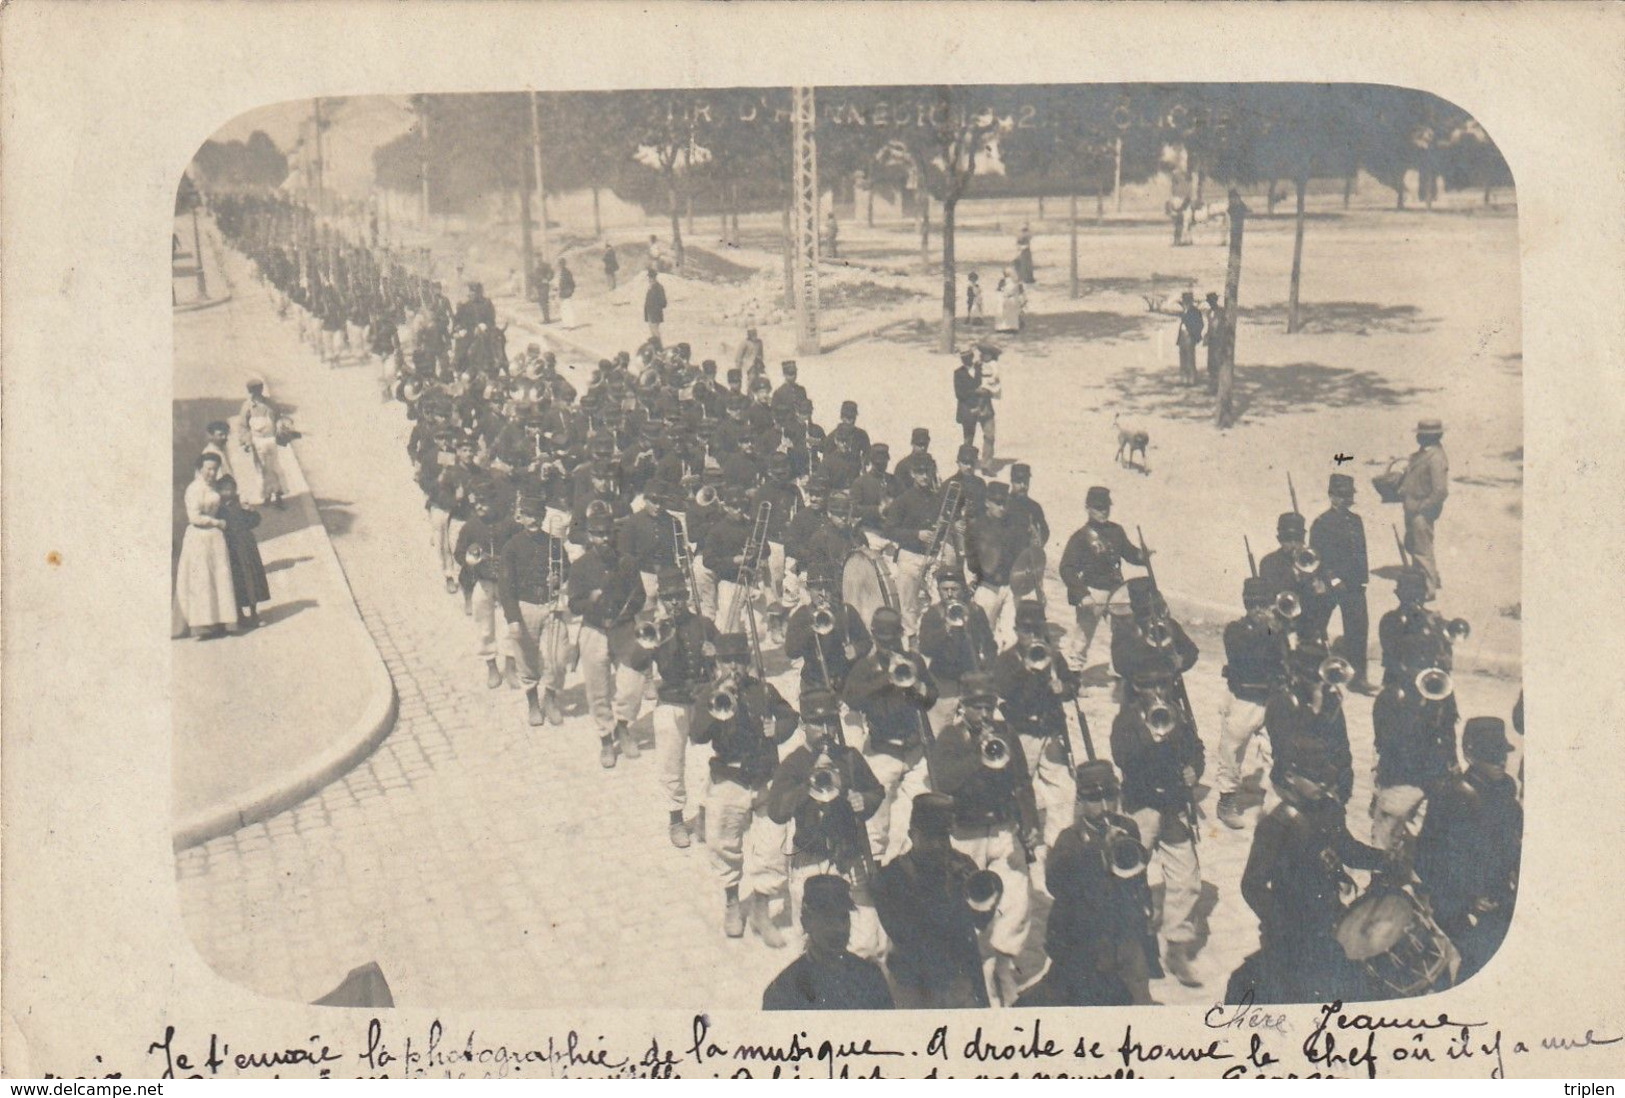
[172,83,1524,1013]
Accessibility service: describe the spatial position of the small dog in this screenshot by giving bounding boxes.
[1113,413,1150,470]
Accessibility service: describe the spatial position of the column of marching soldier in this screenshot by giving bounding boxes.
[213,195,1523,1012]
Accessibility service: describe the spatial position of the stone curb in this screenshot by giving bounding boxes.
[173,291,233,315]
[171,402,398,853]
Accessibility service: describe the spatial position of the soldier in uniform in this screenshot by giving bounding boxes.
[770,359,809,419]
[926,671,1040,1006]
[1378,567,1452,688]
[1231,739,1389,1005]
[784,563,871,700]
[766,687,885,958]
[1006,463,1049,548]
[1399,417,1449,598]
[917,568,998,736]
[849,444,895,535]
[1059,486,1147,670]
[1308,473,1373,691]
[1415,717,1522,982]
[966,481,1027,647]
[499,485,572,728]
[567,510,648,767]
[1039,760,1160,1005]
[1259,511,1332,644]
[893,427,938,489]
[1215,577,1292,829]
[693,633,798,944]
[1370,636,1460,849]
[1111,577,1200,690]
[622,567,719,849]
[700,486,755,627]
[453,478,517,690]
[884,461,948,641]
[995,600,1080,850]
[872,793,990,1008]
[1264,644,1355,808]
[762,875,894,1010]
[1111,669,1205,987]
[942,443,988,523]
[753,452,801,645]
[842,607,938,861]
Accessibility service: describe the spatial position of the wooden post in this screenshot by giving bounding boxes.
[939,196,958,354]
[1113,136,1123,213]
[1287,174,1308,333]
[1215,189,1248,429]
[529,91,551,262]
[1068,191,1079,299]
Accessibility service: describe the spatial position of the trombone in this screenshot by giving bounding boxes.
[669,510,700,616]
[915,482,964,618]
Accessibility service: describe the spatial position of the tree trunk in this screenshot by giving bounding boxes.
[1395,178,1406,210]
[668,180,685,270]
[591,185,602,238]
[866,184,875,227]
[1069,191,1079,299]
[781,199,795,310]
[730,181,740,242]
[939,196,958,354]
[1267,179,1279,216]
[1096,177,1104,225]
[518,178,535,300]
[1216,190,1248,429]
[1344,171,1355,209]
[1038,194,1046,220]
[920,192,931,267]
[1287,175,1308,334]
[687,190,696,236]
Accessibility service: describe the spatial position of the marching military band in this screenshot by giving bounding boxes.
[213,194,1524,1011]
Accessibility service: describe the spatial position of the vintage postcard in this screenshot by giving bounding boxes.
[4,1,1622,1083]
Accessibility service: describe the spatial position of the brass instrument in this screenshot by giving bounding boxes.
[978,729,1012,770]
[1142,618,1173,649]
[1143,696,1178,740]
[964,869,1004,916]
[669,511,700,615]
[1275,589,1302,620]
[709,678,741,721]
[887,652,919,690]
[465,542,486,566]
[1415,667,1454,701]
[1319,655,1355,688]
[1444,617,1471,643]
[1293,547,1322,576]
[943,600,970,630]
[1105,824,1150,879]
[1022,640,1053,674]
[635,611,674,651]
[694,483,720,508]
[916,482,965,617]
[809,749,844,804]
[812,605,838,636]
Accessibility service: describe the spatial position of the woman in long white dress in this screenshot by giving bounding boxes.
[995,268,1025,333]
[174,452,239,639]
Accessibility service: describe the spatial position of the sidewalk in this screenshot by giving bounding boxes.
[173,212,231,312]
[172,216,394,851]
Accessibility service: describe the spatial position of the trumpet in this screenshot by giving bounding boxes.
[809,757,844,804]
[979,729,1012,770]
[1022,640,1053,674]
[635,614,674,650]
[887,652,919,690]
[694,484,720,508]
[1319,655,1355,688]
[944,600,970,630]
[1415,666,1454,701]
[465,542,486,566]
[1293,547,1322,576]
[1445,617,1471,643]
[812,604,838,636]
[1143,698,1178,740]
[964,868,1004,916]
[1274,589,1302,620]
[709,681,740,721]
[1106,825,1150,879]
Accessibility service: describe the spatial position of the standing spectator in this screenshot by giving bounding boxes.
[644,268,667,341]
[557,258,577,329]
[237,377,286,508]
[602,242,619,289]
[1013,225,1035,284]
[647,234,666,273]
[965,271,985,327]
[735,327,765,384]
[201,420,238,486]
[995,269,1024,334]
[1399,418,1450,597]
[825,211,839,259]
[173,453,238,640]
[1175,291,1204,386]
[532,256,553,324]
[954,349,983,451]
[216,475,269,630]
[1203,291,1222,394]
[1308,473,1373,691]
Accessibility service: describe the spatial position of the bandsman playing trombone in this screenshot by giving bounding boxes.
[691,633,799,945]
[1215,577,1292,829]
[1038,760,1160,1005]
[1110,668,1205,988]
[766,687,886,959]
[622,567,720,850]
[994,600,1081,850]
[1370,633,1460,850]
[499,484,572,729]
[925,671,1040,1007]
[918,568,998,737]
[842,607,939,861]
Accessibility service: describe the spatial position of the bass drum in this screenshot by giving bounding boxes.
[1334,884,1459,999]
[842,548,899,632]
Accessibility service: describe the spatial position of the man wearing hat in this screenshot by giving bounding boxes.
[827,400,871,463]
[966,481,1027,648]
[1203,291,1223,394]
[766,687,886,958]
[955,349,987,451]
[762,874,894,1010]
[1110,669,1205,988]
[1378,568,1452,689]
[1041,760,1160,1005]
[237,378,287,508]
[617,485,682,604]
[455,478,518,690]
[1110,577,1199,688]
[753,452,801,644]
[918,568,998,736]
[693,633,798,944]
[734,327,766,382]
[1232,739,1388,1005]
[784,563,872,700]
[568,509,648,767]
[1059,487,1147,669]
[643,268,667,340]
[1005,463,1049,547]
[700,486,755,627]
[849,444,895,534]
[1264,643,1354,809]
[431,434,482,595]
[926,670,1040,1006]
[872,792,991,1008]
[1415,716,1522,983]
[622,567,720,849]
[500,485,573,728]
[995,600,1081,848]
[1369,636,1461,850]
[893,427,939,491]
[568,459,629,550]
[942,443,989,524]
[1215,578,1292,829]
[1309,473,1373,691]
[770,360,809,419]
[971,341,1003,473]
[1398,417,1449,597]
[843,606,939,860]
[885,461,951,640]
[1175,290,1204,386]
[1258,511,1330,644]
[781,473,833,611]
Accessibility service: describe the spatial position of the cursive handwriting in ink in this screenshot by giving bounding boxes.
[1205,990,1290,1035]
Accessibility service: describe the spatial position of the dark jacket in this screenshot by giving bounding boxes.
[498,528,569,623]
[691,677,798,786]
[1110,707,1204,828]
[842,649,938,757]
[1373,686,1459,789]
[1059,520,1145,600]
[784,601,871,691]
[926,719,1040,835]
[1222,613,1290,702]
[872,846,988,1008]
[1265,690,1354,804]
[766,743,883,867]
[762,951,894,1011]
[621,609,718,706]
[917,602,996,685]
[566,545,645,632]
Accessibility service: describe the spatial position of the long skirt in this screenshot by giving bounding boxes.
[174,526,237,630]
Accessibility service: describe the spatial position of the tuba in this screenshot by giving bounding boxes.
[1415,667,1454,701]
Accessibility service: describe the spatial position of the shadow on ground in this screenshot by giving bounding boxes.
[1236,301,1438,336]
[876,308,1154,354]
[1104,361,1441,424]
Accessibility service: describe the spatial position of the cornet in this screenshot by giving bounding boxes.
[1319,655,1355,688]
[812,605,838,636]
[1022,641,1053,674]
[1274,589,1302,620]
[465,542,486,566]
[1143,697,1178,740]
[1445,617,1471,643]
[944,600,970,630]
[979,730,1012,770]
[809,756,844,804]
[709,681,740,721]
[1106,825,1150,879]
[635,614,674,651]
[1415,667,1454,701]
[887,652,919,690]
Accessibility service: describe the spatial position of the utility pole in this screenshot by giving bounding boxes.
[1114,136,1123,214]
[312,98,326,216]
[191,202,209,300]
[529,91,550,262]
[1215,188,1249,429]
[790,86,821,355]
[418,100,431,229]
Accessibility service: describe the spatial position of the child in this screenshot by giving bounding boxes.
[216,476,269,630]
[966,271,985,327]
